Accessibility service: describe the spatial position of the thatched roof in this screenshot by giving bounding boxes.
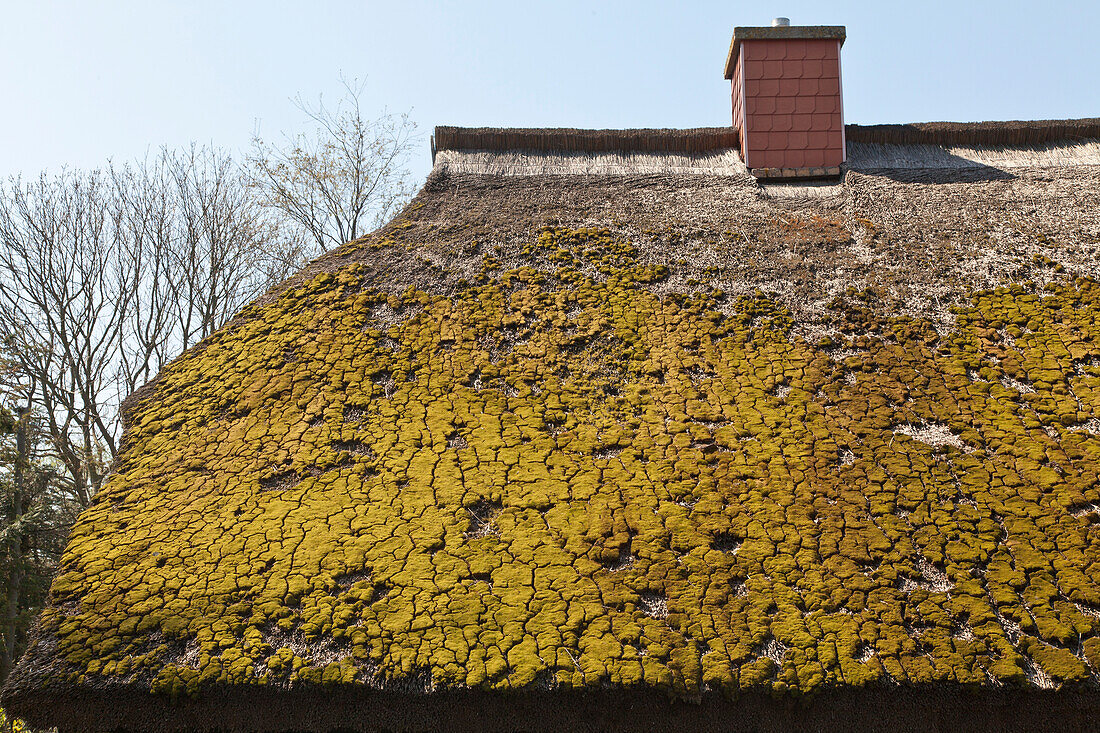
[5,121,1100,732]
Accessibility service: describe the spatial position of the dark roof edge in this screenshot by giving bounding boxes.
[7,681,1100,733]
[847,119,1100,146]
[432,127,741,157]
[432,120,1100,157]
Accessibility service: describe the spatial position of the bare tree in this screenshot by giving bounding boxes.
[0,147,301,508]
[247,79,418,253]
[0,170,131,507]
[142,146,299,358]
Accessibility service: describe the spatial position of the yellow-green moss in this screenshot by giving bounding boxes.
[42,228,1100,698]
[0,709,31,732]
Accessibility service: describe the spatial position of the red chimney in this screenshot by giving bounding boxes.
[724,19,846,178]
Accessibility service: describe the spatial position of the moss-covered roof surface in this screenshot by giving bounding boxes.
[6,146,1100,731]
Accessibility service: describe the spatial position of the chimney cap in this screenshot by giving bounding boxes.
[772,17,790,26]
[724,24,846,79]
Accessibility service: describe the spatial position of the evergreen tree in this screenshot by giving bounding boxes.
[0,343,72,684]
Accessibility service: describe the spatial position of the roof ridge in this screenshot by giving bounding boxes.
[433,119,1100,158]
[848,119,1100,146]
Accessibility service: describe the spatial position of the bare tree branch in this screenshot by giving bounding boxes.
[247,77,418,253]
[0,147,304,508]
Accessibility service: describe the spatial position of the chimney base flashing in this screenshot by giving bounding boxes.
[750,166,842,180]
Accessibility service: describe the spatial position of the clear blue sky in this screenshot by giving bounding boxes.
[2,0,1097,182]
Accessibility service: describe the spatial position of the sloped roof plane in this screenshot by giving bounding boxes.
[5,121,1100,732]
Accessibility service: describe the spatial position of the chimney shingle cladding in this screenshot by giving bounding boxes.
[731,31,845,173]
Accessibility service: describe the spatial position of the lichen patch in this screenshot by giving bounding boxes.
[25,226,1100,702]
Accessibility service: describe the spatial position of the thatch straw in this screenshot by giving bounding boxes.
[846,119,1100,147]
[433,120,1100,161]
[432,128,739,158]
[432,149,750,177]
[433,139,1100,177]
[847,139,1100,170]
